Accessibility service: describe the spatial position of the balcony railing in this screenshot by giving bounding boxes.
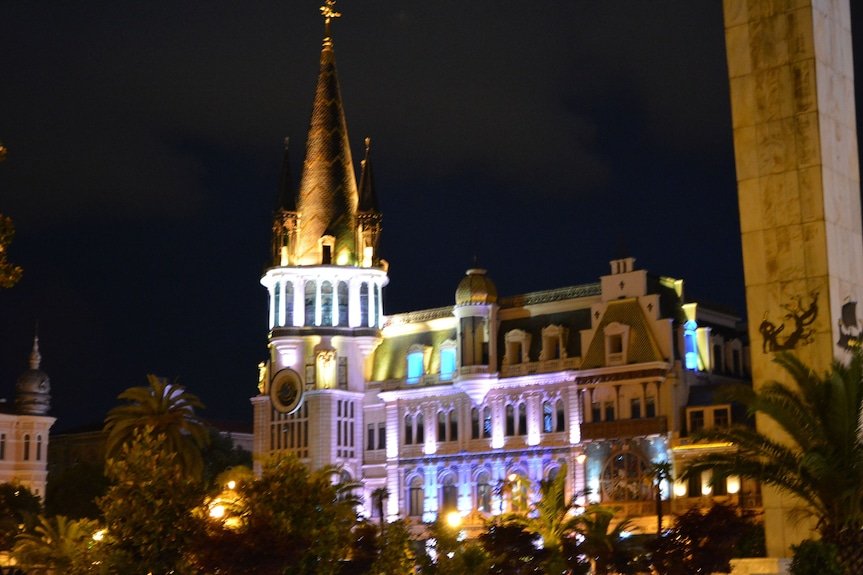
[580,416,667,440]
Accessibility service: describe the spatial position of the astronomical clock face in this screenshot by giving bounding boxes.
[269,368,303,414]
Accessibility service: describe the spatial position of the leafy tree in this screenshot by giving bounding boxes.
[0,484,42,551]
[0,213,23,288]
[191,455,360,575]
[478,521,544,575]
[99,428,203,575]
[369,519,415,575]
[650,503,761,575]
[201,426,252,488]
[45,461,108,520]
[681,351,863,574]
[104,374,209,480]
[11,514,100,575]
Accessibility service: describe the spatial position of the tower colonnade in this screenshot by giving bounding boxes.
[262,266,387,330]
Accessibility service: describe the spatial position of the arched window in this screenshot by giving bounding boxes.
[506,473,529,513]
[438,411,447,442]
[0,433,4,460]
[337,281,348,326]
[600,450,652,502]
[556,400,565,432]
[404,414,413,445]
[543,401,553,433]
[36,435,42,461]
[304,281,316,326]
[441,475,458,512]
[505,405,515,436]
[416,413,424,444]
[482,407,492,439]
[449,411,458,442]
[285,281,294,326]
[476,472,492,513]
[517,402,527,436]
[359,283,369,327]
[408,476,424,517]
[471,408,480,439]
[321,281,334,326]
[274,281,281,326]
[23,434,30,461]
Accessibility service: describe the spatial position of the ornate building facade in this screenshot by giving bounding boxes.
[0,335,55,497]
[252,6,754,532]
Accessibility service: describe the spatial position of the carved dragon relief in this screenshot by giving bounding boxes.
[759,291,819,353]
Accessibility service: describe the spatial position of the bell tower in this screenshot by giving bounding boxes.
[253,1,387,477]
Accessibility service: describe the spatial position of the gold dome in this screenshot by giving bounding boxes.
[455,268,498,306]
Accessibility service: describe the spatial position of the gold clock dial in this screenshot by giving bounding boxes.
[270,368,303,414]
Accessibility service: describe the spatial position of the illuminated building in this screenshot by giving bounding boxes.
[252,4,755,532]
[0,335,55,496]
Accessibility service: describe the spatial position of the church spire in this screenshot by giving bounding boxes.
[295,0,358,265]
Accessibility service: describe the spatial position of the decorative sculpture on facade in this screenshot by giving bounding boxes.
[759,291,819,353]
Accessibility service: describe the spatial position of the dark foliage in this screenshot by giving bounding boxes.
[650,503,762,575]
[44,461,108,520]
[0,484,41,551]
[478,522,545,575]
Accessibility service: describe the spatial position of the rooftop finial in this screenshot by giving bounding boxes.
[321,0,341,46]
[364,136,371,156]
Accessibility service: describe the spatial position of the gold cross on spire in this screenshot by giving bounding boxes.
[321,0,341,41]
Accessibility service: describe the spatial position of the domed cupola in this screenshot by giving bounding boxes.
[453,268,499,372]
[455,268,498,306]
[16,335,51,415]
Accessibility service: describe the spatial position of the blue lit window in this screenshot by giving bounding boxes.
[407,350,424,383]
[684,320,698,370]
[337,282,348,326]
[440,346,456,380]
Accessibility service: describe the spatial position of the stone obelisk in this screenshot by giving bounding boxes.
[723,0,863,557]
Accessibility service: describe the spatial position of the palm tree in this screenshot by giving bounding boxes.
[12,514,99,574]
[681,351,863,574]
[650,461,672,535]
[573,505,637,575]
[371,486,389,530]
[104,374,209,479]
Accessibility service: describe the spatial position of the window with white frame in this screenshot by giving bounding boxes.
[604,322,630,366]
[540,324,568,361]
[504,329,531,366]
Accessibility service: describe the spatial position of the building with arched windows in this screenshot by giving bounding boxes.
[251,7,755,534]
[0,335,55,497]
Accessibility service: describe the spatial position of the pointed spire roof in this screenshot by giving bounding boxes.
[358,137,379,212]
[276,137,296,211]
[29,333,42,370]
[295,1,358,264]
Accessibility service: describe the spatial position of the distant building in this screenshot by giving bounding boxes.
[252,10,756,532]
[0,336,55,497]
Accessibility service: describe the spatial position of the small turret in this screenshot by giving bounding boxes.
[16,335,51,415]
[272,138,300,267]
[356,137,382,267]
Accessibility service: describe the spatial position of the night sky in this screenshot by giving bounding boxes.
[2,2,862,432]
